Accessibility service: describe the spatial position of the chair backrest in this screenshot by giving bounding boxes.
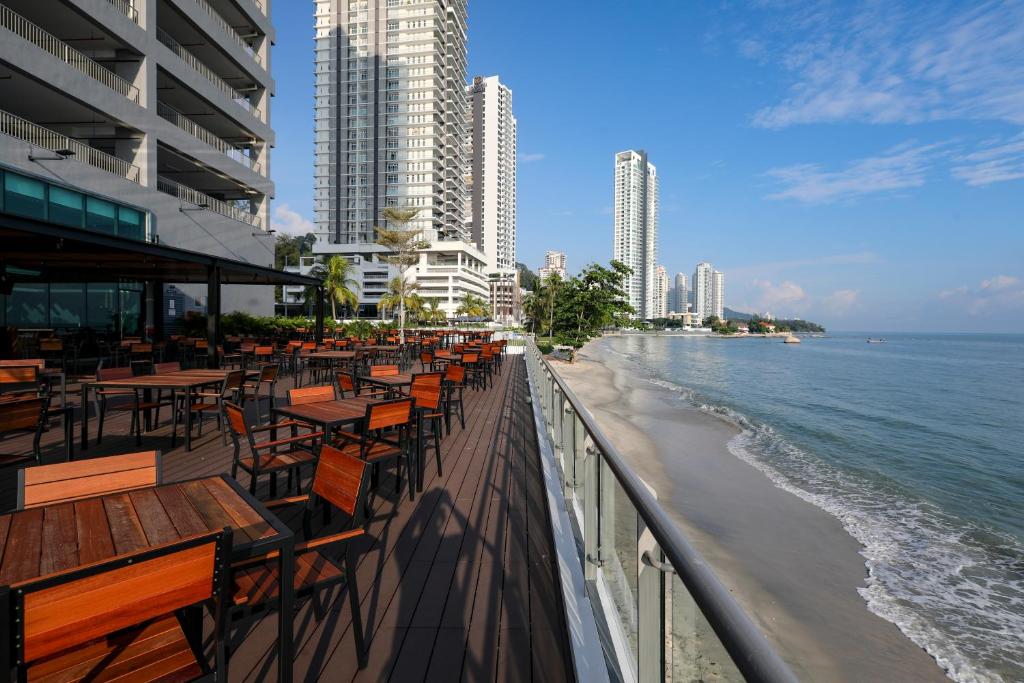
[366,398,413,431]
[0,397,44,436]
[255,345,274,356]
[311,445,368,518]
[97,366,133,381]
[258,364,279,382]
[369,364,399,377]
[336,371,356,396]
[412,372,443,387]
[445,364,466,384]
[301,342,317,350]
[130,343,152,354]
[462,352,479,364]
[410,378,442,411]
[224,369,246,393]
[0,366,39,394]
[420,352,433,363]
[13,529,230,667]
[240,342,255,353]
[39,339,63,352]
[223,401,247,438]
[19,451,161,510]
[0,359,45,368]
[288,385,335,405]
[153,361,181,374]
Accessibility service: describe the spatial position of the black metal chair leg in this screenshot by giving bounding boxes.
[346,551,367,668]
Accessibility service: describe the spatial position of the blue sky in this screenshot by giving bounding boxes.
[269,1,1024,332]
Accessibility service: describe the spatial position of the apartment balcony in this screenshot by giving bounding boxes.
[156,175,262,228]
[0,4,139,103]
[157,101,262,174]
[0,108,140,183]
[104,0,140,23]
[156,28,263,121]
[186,0,263,67]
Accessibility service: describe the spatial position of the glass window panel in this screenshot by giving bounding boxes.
[85,196,117,235]
[5,283,48,327]
[117,206,145,241]
[119,288,142,337]
[48,186,84,228]
[4,172,46,219]
[87,283,117,331]
[50,283,85,329]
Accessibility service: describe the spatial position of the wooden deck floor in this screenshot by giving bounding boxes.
[0,356,575,682]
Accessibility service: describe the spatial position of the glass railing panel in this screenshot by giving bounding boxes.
[669,567,745,682]
[599,458,640,679]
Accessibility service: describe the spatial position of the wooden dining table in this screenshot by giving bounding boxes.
[0,474,297,682]
[81,369,257,452]
[359,372,415,396]
[271,395,378,435]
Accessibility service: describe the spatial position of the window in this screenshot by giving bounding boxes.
[50,283,85,328]
[48,186,84,228]
[3,172,45,219]
[85,197,117,235]
[117,206,145,240]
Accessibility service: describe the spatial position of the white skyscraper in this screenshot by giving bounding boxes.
[693,262,714,322]
[613,150,659,318]
[468,75,517,274]
[312,0,488,317]
[538,250,567,283]
[653,265,669,318]
[712,269,725,320]
[673,273,689,314]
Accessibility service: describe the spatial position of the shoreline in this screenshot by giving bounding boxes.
[553,336,950,683]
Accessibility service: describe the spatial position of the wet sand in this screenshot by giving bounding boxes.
[554,337,950,683]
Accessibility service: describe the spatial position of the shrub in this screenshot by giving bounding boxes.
[537,341,554,355]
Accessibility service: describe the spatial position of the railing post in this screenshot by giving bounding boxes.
[583,439,600,581]
[637,525,665,683]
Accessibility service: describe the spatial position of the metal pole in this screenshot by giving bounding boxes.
[207,265,221,368]
[315,286,325,345]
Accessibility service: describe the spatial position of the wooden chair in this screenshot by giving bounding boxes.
[244,363,280,422]
[419,351,435,373]
[229,445,369,667]
[443,364,467,433]
[1,529,233,683]
[0,396,47,470]
[177,370,245,444]
[0,365,41,401]
[461,352,485,390]
[335,371,388,400]
[368,364,399,377]
[410,374,444,489]
[18,450,160,509]
[95,366,144,446]
[334,398,416,503]
[223,401,321,497]
[287,385,335,405]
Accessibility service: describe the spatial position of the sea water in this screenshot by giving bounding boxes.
[602,333,1024,683]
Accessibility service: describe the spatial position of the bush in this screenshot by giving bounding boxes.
[537,341,554,355]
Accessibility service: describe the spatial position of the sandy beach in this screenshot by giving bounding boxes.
[554,336,950,683]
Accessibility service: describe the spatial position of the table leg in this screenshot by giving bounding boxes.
[64,406,73,461]
[170,390,178,449]
[417,411,425,492]
[185,389,193,452]
[278,542,295,683]
[80,384,90,450]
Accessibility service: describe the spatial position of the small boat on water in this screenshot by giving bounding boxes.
[866,338,886,344]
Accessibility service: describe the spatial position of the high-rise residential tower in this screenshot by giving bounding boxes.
[693,262,725,322]
[468,75,517,274]
[613,150,658,318]
[312,0,488,317]
[653,265,669,318]
[673,273,689,314]
[538,250,567,283]
[712,269,725,320]
[0,0,276,316]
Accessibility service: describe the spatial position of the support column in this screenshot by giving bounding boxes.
[315,286,324,345]
[207,266,221,368]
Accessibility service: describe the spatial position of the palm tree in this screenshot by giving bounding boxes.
[379,276,419,324]
[422,298,447,325]
[374,207,428,343]
[456,292,488,319]
[310,256,360,321]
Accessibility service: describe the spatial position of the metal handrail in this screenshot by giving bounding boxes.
[190,0,262,66]
[156,175,262,228]
[0,4,140,102]
[527,339,799,683]
[156,28,263,120]
[105,0,138,23]
[156,102,262,174]
[0,109,141,183]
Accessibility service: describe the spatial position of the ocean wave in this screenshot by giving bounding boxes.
[643,374,1024,683]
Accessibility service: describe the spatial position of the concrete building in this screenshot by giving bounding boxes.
[312,0,482,317]
[613,150,658,319]
[712,269,725,320]
[693,262,725,322]
[673,272,689,315]
[0,0,276,316]
[538,250,567,283]
[488,271,521,325]
[653,265,669,318]
[467,75,516,275]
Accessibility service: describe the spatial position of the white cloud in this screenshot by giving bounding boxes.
[747,2,1024,129]
[520,153,545,163]
[938,275,1024,314]
[765,142,945,203]
[822,289,860,315]
[271,204,315,236]
[752,279,809,310]
[951,133,1024,186]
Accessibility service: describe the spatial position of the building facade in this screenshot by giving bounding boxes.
[613,150,658,319]
[312,0,482,317]
[673,272,689,315]
[653,265,669,318]
[467,75,517,275]
[538,250,567,283]
[693,262,725,322]
[712,269,725,320]
[0,0,276,323]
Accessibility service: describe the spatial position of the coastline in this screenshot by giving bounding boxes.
[553,336,950,683]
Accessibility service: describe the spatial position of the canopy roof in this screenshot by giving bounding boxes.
[0,213,318,287]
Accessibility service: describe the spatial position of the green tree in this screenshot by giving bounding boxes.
[274,232,316,304]
[517,262,540,292]
[379,276,420,321]
[310,255,360,321]
[550,260,633,347]
[422,297,447,325]
[374,208,429,342]
[456,292,488,319]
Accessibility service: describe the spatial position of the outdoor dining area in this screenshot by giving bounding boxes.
[0,218,574,682]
